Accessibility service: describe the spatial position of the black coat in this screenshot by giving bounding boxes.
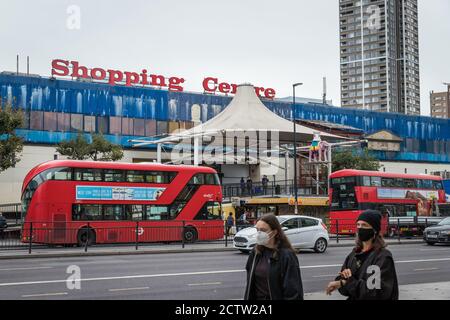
[337,248,399,300]
[244,247,304,300]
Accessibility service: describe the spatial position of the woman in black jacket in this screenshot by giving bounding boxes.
[326,210,399,300]
[244,214,303,300]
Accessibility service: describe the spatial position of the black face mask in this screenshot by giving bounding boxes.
[358,228,375,242]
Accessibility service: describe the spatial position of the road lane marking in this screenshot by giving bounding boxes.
[414,268,439,272]
[2,257,450,288]
[312,275,338,278]
[419,249,450,252]
[108,287,149,292]
[187,282,222,286]
[0,267,53,272]
[22,292,68,298]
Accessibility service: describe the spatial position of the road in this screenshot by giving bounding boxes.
[0,243,450,300]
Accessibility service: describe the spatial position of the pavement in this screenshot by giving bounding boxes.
[0,243,449,300]
[306,282,450,300]
[0,238,425,259]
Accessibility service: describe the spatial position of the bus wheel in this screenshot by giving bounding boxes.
[77,228,96,247]
[183,227,198,243]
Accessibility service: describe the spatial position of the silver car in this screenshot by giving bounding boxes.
[233,215,329,253]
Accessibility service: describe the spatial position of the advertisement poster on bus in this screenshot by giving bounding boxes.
[377,188,438,216]
[76,186,165,201]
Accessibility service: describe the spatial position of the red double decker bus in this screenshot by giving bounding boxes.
[329,170,446,236]
[21,160,223,246]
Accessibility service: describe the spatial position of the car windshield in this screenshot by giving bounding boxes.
[438,218,450,226]
[276,216,289,224]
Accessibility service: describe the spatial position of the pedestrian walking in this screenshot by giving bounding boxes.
[326,210,399,300]
[246,177,253,196]
[262,175,269,195]
[244,214,304,300]
[226,213,235,236]
[240,177,246,196]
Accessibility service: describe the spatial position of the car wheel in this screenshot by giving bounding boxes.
[426,241,436,246]
[314,238,328,253]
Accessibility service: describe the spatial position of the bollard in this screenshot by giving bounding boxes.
[336,220,339,244]
[135,221,139,250]
[182,221,185,249]
[28,222,33,254]
[84,223,90,252]
[397,218,401,243]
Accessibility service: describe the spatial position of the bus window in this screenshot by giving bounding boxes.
[72,204,102,221]
[74,168,103,182]
[371,177,382,187]
[433,180,443,190]
[381,178,395,187]
[145,206,169,221]
[126,171,146,183]
[362,176,371,187]
[104,170,124,182]
[195,202,221,220]
[126,205,143,221]
[103,205,124,221]
[169,202,186,219]
[404,179,416,188]
[44,167,72,180]
[190,174,205,185]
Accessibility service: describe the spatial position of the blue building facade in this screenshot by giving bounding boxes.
[1,73,450,164]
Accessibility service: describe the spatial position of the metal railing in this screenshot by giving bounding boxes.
[222,179,328,199]
[0,203,22,225]
[0,217,435,253]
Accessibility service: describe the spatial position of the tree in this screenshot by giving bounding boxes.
[56,133,124,161]
[332,148,381,172]
[0,100,24,173]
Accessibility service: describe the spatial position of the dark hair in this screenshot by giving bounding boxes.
[255,214,295,253]
[355,232,387,252]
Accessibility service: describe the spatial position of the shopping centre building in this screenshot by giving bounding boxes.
[1,69,450,203]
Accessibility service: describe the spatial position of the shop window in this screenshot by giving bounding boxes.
[30,111,44,130]
[145,119,157,136]
[84,115,96,132]
[97,116,109,134]
[70,113,83,131]
[43,112,57,131]
[57,113,71,131]
[110,116,121,134]
[122,118,133,135]
[133,118,145,136]
[157,121,168,135]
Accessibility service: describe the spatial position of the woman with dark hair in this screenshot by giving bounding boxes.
[244,214,303,300]
[326,210,399,300]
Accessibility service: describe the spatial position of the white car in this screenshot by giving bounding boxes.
[233,215,329,253]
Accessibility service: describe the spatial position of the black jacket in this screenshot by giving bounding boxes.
[244,247,304,300]
[337,248,399,300]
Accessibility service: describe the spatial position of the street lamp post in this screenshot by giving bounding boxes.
[292,83,303,215]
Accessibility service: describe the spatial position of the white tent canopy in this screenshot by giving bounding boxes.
[131,83,344,147]
[181,83,342,142]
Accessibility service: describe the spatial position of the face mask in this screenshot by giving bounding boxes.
[358,228,375,242]
[256,231,273,246]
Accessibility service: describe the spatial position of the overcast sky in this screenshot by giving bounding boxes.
[1,0,449,116]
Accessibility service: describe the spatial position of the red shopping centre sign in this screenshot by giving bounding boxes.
[51,59,277,99]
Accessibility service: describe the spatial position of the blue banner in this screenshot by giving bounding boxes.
[76,186,166,201]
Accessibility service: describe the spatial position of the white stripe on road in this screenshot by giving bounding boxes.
[108,287,149,292]
[414,268,439,272]
[22,292,67,298]
[0,267,53,272]
[187,282,222,286]
[2,257,450,288]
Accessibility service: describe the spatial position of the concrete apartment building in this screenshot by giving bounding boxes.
[430,88,450,119]
[339,0,420,115]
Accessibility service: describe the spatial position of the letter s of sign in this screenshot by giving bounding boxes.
[66,265,81,290]
[366,265,381,290]
[66,5,81,30]
[52,60,70,77]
